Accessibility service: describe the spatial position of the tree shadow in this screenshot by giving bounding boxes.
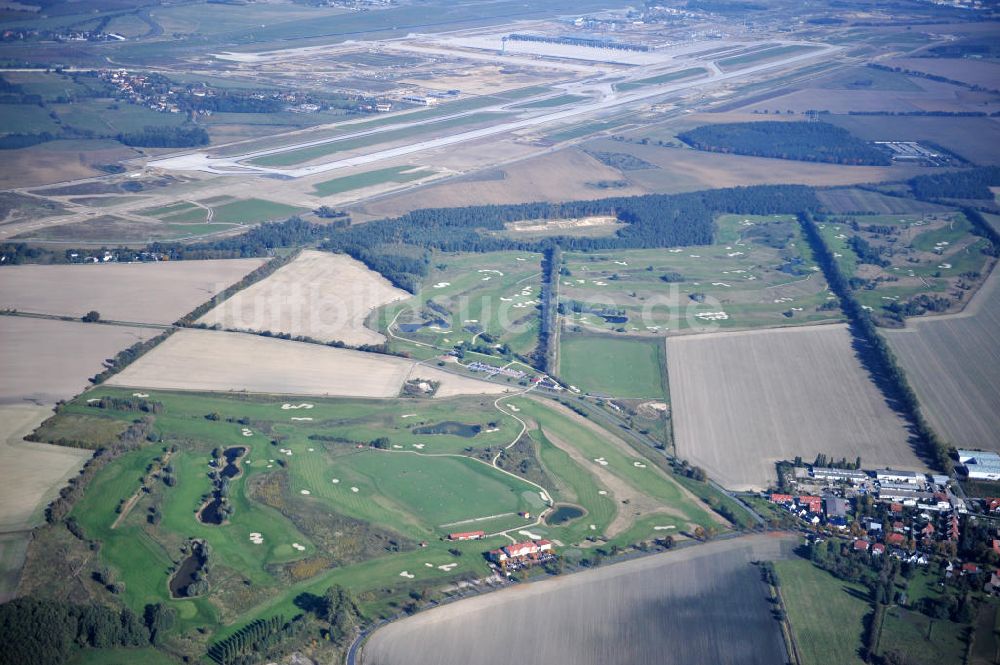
[846,322,932,467]
[293,592,324,614]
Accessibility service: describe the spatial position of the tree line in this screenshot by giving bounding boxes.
[0,597,175,665]
[677,121,892,166]
[798,211,952,472]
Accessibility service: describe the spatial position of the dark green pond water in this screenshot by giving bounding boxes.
[547,505,585,525]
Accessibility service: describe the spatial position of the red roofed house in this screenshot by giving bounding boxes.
[993,540,1000,555]
[448,530,485,541]
[799,495,823,513]
[871,543,885,555]
[921,523,936,537]
[988,498,1000,513]
[505,541,540,558]
[886,532,905,547]
[770,493,794,505]
[854,540,870,552]
[963,563,980,575]
[892,521,905,533]
[890,502,903,514]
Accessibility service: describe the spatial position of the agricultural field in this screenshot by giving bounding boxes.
[558,334,665,399]
[106,329,510,399]
[0,316,157,596]
[775,558,869,665]
[667,324,923,490]
[0,259,266,324]
[558,215,841,335]
[356,148,646,219]
[198,251,408,346]
[817,188,953,215]
[18,383,733,655]
[363,534,794,665]
[378,250,544,359]
[885,269,1000,452]
[577,138,924,194]
[813,212,995,321]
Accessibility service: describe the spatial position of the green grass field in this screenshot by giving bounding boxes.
[250,112,503,167]
[615,67,707,92]
[718,45,820,71]
[776,558,869,665]
[513,94,588,109]
[207,199,305,224]
[558,334,665,398]
[876,607,967,665]
[817,212,992,319]
[377,250,544,358]
[313,165,432,197]
[559,215,840,334]
[33,381,726,649]
[546,118,628,142]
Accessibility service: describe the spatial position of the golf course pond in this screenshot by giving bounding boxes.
[546,504,585,525]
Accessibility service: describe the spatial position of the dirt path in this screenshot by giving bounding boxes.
[111,449,174,529]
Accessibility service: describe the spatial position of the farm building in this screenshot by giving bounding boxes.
[812,467,868,485]
[824,496,849,519]
[799,495,823,513]
[448,531,485,541]
[486,539,555,568]
[958,450,1000,481]
[769,493,794,505]
[875,469,922,484]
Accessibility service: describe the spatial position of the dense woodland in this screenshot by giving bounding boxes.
[321,185,818,291]
[908,165,1000,200]
[677,121,892,166]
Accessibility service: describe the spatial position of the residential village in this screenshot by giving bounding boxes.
[759,452,1000,599]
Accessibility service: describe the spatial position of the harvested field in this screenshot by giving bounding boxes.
[354,148,646,218]
[579,139,925,193]
[197,251,407,345]
[0,316,158,405]
[363,534,794,665]
[817,188,952,215]
[827,115,1000,166]
[0,259,266,325]
[106,329,508,398]
[667,324,922,490]
[884,269,1000,452]
[886,58,1000,91]
[0,316,147,592]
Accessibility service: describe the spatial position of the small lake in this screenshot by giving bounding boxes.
[399,319,447,333]
[198,498,224,525]
[220,446,247,479]
[411,421,482,438]
[169,543,207,598]
[601,314,629,324]
[547,504,585,525]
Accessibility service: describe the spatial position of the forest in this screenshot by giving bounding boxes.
[677,121,892,165]
[321,184,819,291]
[908,165,1000,200]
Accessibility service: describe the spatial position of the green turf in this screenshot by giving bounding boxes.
[718,45,820,70]
[558,334,665,399]
[313,165,431,197]
[48,384,723,647]
[775,558,869,665]
[208,199,306,224]
[615,67,707,92]
[376,250,544,358]
[513,94,588,109]
[546,118,627,142]
[250,112,503,167]
[876,607,967,665]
